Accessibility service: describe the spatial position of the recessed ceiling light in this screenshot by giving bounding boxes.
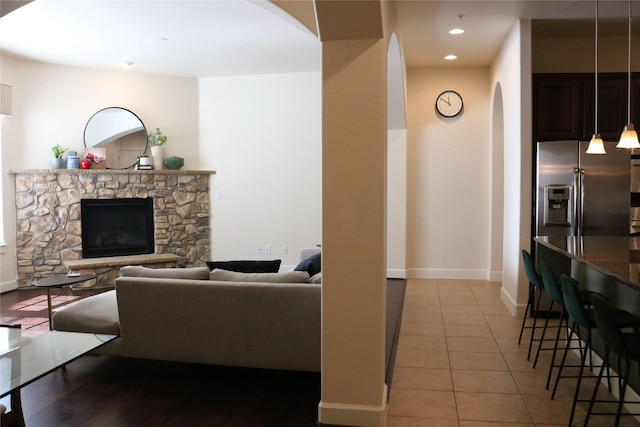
[444,55,457,61]
[121,60,135,69]
[449,28,464,35]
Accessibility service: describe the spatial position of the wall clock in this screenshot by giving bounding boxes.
[435,90,463,117]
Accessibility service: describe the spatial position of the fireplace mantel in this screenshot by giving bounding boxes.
[10,168,215,287]
[9,168,216,175]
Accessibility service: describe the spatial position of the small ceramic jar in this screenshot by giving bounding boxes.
[66,151,80,169]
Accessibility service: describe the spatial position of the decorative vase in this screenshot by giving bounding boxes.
[50,157,64,169]
[164,156,184,170]
[150,145,164,170]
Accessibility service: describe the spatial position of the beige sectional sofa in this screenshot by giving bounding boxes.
[52,250,322,372]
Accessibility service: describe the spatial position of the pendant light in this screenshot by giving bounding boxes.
[617,0,640,149]
[587,0,606,154]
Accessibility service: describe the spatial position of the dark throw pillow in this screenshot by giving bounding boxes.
[294,253,321,277]
[205,259,281,273]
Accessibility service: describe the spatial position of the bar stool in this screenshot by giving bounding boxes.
[519,249,546,360]
[556,277,640,426]
[534,262,593,389]
[586,294,640,427]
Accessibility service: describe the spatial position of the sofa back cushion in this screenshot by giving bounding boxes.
[209,269,310,283]
[120,266,210,280]
[205,259,281,273]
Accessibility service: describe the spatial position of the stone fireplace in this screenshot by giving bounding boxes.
[10,169,215,287]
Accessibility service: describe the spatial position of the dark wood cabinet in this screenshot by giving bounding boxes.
[534,73,638,142]
[583,76,628,141]
[632,78,640,130]
[534,75,582,140]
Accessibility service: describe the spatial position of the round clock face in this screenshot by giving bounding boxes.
[436,90,463,117]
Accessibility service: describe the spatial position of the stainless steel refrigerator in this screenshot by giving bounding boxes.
[536,140,630,237]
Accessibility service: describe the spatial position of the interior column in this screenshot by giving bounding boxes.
[319,36,388,427]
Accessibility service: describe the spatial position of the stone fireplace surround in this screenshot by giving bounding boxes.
[10,169,215,288]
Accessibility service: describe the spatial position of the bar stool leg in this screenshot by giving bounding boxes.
[527,286,544,361]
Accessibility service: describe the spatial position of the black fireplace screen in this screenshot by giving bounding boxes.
[81,198,154,258]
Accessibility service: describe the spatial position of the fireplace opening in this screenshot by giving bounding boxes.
[81,198,155,258]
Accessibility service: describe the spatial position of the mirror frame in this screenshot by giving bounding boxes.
[83,107,148,169]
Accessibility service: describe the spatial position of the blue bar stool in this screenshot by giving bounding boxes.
[557,277,640,426]
[587,294,640,427]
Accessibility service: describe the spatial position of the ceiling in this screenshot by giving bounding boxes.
[0,0,639,78]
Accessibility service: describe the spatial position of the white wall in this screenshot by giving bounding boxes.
[0,54,199,290]
[491,20,532,316]
[387,128,406,278]
[199,72,322,269]
[0,54,19,292]
[405,66,492,279]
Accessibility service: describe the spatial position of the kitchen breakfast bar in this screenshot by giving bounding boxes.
[535,236,640,292]
[535,235,640,319]
[534,236,640,422]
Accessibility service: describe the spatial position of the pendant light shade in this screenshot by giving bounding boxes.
[587,0,606,154]
[618,124,639,149]
[617,0,640,149]
[587,134,606,154]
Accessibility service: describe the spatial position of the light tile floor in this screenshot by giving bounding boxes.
[386,278,640,427]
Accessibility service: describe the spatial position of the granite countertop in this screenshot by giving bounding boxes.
[534,236,640,289]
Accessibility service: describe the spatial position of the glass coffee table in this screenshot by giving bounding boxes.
[0,327,116,426]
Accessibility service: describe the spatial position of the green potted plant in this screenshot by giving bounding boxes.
[147,128,167,170]
[50,144,67,169]
[147,127,167,146]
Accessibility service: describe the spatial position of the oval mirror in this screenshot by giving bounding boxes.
[83,107,148,169]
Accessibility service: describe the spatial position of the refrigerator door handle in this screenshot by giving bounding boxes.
[572,167,583,236]
[577,168,585,236]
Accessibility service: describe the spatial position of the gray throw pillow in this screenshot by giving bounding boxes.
[119,266,210,280]
[209,269,310,283]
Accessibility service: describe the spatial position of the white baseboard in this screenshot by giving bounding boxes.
[487,270,502,282]
[501,286,521,317]
[318,384,388,427]
[386,269,406,279]
[0,279,18,294]
[407,268,495,281]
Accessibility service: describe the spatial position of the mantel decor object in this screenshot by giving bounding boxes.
[148,127,167,170]
[84,148,106,170]
[50,144,67,169]
[164,156,184,170]
[66,151,80,169]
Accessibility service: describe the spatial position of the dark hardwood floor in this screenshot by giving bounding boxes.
[22,355,322,427]
[1,281,404,426]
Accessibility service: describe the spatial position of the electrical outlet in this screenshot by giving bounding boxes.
[257,245,263,254]
[265,244,271,255]
[282,245,288,255]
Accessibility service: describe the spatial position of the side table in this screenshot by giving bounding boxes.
[35,274,96,330]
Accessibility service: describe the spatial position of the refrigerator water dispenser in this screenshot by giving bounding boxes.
[544,185,571,226]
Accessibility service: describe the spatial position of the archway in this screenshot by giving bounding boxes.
[387,32,407,278]
[491,82,505,281]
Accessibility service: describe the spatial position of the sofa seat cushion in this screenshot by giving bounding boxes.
[209,269,310,283]
[119,266,210,280]
[52,290,120,336]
